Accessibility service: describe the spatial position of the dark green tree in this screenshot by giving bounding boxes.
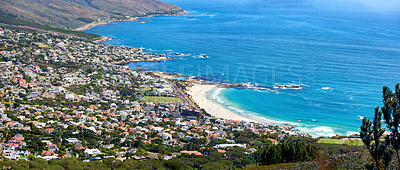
[260,141,317,166]
[103,158,122,170]
[260,149,268,165]
[164,159,185,170]
[360,107,393,169]
[381,84,400,164]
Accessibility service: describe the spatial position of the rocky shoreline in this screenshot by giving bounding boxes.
[78,13,310,137]
[75,11,187,31]
[111,56,176,65]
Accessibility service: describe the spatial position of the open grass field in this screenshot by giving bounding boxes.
[139,88,157,91]
[144,96,182,103]
[318,138,364,146]
[34,42,48,48]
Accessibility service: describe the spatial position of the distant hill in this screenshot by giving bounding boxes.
[0,0,183,29]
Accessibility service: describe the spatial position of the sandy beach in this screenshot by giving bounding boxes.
[187,84,258,123]
[74,17,139,31]
[94,36,112,42]
[74,22,110,31]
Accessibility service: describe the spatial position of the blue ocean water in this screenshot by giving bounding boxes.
[85,0,400,136]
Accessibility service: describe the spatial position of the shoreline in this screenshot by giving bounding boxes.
[74,11,187,31]
[94,36,112,43]
[165,74,346,137]
[84,14,343,138]
[111,56,175,65]
[93,37,338,137]
[187,84,259,123]
[74,17,138,31]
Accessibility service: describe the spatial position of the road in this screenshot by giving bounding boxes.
[170,81,195,108]
[0,130,9,156]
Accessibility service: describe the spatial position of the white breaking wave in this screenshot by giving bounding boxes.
[228,106,246,114]
[296,126,337,137]
[209,88,225,104]
[346,131,359,136]
[251,115,298,125]
[322,87,332,90]
[300,83,309,87]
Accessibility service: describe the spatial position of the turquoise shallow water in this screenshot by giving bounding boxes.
[85,0,400,136]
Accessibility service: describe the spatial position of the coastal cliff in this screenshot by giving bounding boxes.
[0,0,183,30]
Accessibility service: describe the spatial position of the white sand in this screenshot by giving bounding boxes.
[187,84,258,123]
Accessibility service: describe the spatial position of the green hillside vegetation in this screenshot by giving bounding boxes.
[0,0,183,29]
[0,15,101,40]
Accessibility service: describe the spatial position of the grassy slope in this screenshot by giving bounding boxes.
[318,138,363,146]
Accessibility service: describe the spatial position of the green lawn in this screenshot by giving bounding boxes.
[144,96,182,103]
[318,138,364,146]
[139,88,157,91]
[34,42,48,48]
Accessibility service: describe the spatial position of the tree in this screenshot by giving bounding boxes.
[88,139,98,147]
[201,161,232,170]
[103,158,122,170]
[164,159,185,170]
[260,149,268,165]
[28,154,35,161]
[360,107,393,169]
[261,145,283,165]
[381,84,400,164]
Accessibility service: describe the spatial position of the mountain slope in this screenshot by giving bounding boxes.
[0,15,101,40]
[0,0,183,29]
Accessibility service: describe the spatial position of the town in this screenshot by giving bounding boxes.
[0,26,305,166]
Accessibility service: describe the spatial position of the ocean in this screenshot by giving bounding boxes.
[85,0,400,137]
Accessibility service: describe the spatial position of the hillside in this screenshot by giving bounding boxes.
[0,0,183,29]
[0,15,101,40]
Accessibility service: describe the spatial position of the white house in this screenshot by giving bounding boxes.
[84,148,101,157]
[213,144,247,149]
